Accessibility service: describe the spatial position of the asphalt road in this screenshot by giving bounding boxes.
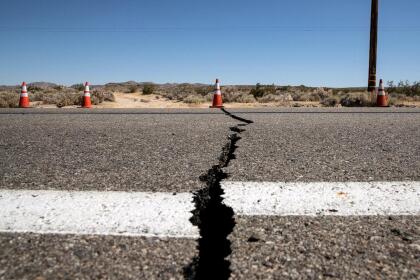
[225,108,420,279]
[0,109,236,192]
[1,108,419,279]
[0,109,235,279]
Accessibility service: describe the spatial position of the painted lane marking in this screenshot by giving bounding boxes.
[0,190,198,238]
[222,181,420,216]
[1,182,419,238]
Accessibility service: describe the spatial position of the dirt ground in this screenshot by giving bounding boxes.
[29,93,322,109]
[30,92,420,109]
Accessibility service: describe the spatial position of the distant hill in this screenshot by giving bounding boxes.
[28,82,59,88]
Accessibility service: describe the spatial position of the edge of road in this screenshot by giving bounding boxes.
[0,107,420,115]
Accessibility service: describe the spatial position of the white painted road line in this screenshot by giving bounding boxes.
[0,190,198,238]
[222,181,420,216]
[1,182,419,238]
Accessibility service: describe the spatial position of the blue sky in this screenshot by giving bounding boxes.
[0,0,419,86]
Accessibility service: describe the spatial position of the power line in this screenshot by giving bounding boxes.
[0,26,419,33]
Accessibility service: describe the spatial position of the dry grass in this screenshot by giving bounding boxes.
[1,81,418,108]
[0,85,115,108]
[0,91,20,108]
[339,92,371,107]
[183,95,208,104]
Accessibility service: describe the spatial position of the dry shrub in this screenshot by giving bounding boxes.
[184,95,206,104]
[7,86,117,107]
[222,91,256,103]
[292,91,326,102]
[340,92,371,107]
[320,96,340,107]
[103,92,116,102]
[0,92,20,108]
[250,83,276,98]
[291,91,311,101]
[387,81,420,97]
[127,85,139,93]
[258,94,291,103]
[203,93,213,102]
[55,92,81,107]
[90,90,116,104]
[160,84,191,100]
[388,93,420,102]
[222,91,241,103]
[237,94,256,103]
[103,82,139,93]
[159,84,212,101]
[31,90,80,106]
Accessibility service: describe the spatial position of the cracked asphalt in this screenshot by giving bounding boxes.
[225,108,420,279]
[0,109,235,280]
[1,108,419,279]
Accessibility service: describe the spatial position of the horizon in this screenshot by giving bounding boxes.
[1,0,419,86]
[0,79,393,89]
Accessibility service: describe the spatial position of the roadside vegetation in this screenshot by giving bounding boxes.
[1,80,419,108]
[0,83,115,108]
[386,81,420,106]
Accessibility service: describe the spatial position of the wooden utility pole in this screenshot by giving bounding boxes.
[368,0,379,93]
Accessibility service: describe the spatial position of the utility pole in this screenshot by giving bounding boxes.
[368,0,379,93]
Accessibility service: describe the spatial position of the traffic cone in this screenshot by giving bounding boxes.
[19,82,30,108]
[210,79,224,108]
[82,82,92,108]
[376,79,388,107]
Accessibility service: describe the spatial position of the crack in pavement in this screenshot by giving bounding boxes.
[184,109,254,280]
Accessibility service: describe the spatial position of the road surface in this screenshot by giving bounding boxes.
[0,108,419,279]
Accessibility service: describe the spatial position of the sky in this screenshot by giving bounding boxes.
[0,0,419,87]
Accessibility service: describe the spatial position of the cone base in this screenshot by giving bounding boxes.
[82,97,92,108]
[19,97,30,108]
[210,106,224,108]
[210,93,223,108]
[376,96,388,107]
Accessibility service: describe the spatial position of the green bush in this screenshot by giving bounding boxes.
[142,83,155,95]
[27,85,43,92]
[250,83,276,98]
[71,84,85,91]
[387,81,420,97]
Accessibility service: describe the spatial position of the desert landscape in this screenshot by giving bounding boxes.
[1,81,419,109]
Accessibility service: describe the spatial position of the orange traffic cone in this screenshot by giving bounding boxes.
[210,79,224,108]
[376,79,388,107]
[19,82,30,108]
[82,82,92,108]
